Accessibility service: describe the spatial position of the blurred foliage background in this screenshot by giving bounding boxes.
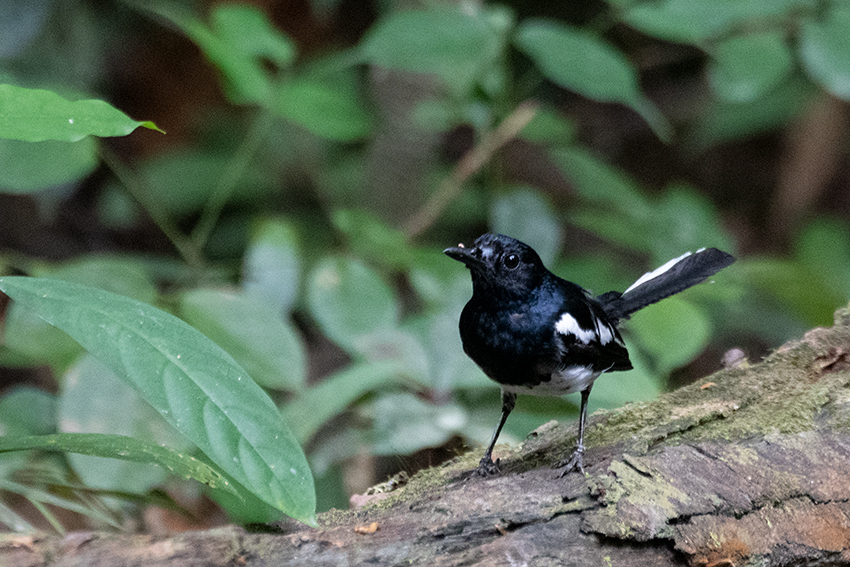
[1,0,850,534]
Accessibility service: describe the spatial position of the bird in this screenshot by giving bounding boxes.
[444,233,735,477]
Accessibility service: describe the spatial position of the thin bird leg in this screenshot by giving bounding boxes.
[555,385,592,476]
[476,390,517,476]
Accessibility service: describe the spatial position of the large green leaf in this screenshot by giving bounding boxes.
[514,20,670,141]
[794,217,850,298]
[0,277,316,526]
[0,433,226,490]
[550,146,652,218]
[736,259,836,327]
[0,84,163,142]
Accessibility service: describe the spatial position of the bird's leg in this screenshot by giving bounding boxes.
[476,390,517,477]
[555,386,591,476]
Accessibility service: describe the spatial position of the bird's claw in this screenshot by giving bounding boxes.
[475,456,502,477]
[553,445,585,477]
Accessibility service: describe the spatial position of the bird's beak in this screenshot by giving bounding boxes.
[444,243,484,268]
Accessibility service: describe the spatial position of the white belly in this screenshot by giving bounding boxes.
[502,366,601,396]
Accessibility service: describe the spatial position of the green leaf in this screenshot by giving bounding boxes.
[2,256,161,372]
[620,0,816,44]
[800,6,850,101]
[0,433,226,491]
[282,361,402,443]
[242,218,301,313]
[627,296,712,374]
[59,355,184,492]
[708,32,793,103]
[490,186,562,266]
[552,147,735,262]
[179,289,306,391]
[0,137,97,193]
[0,277,316,526]
[360,4,510,96]
[550,146,652,218]
[0,84,163,142]
[514,20,670,141]
[153,4,295,105]
[518,106,577,146]
[307,256,400,352]
[211,4,296,68]
[275,76,373,141]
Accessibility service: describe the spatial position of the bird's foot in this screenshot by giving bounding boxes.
[474,455,502,477]
[553,444,585,477]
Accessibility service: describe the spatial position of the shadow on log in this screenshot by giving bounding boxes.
[4,306,850,567]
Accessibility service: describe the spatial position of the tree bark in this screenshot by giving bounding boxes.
[5,306,850,567]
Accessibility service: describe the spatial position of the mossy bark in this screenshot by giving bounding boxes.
[5,306,850,567]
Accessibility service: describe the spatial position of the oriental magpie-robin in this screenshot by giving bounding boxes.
[445,234,734,476]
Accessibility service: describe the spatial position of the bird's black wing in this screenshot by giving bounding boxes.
[551,282,633,374]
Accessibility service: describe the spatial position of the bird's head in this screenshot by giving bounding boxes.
[444,233,546,296]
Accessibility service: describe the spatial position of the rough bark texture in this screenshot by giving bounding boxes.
[4,306,850,567]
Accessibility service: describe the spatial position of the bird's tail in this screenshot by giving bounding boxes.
[597,248,735,322]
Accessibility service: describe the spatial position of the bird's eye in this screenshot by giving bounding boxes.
[503,254,520,269]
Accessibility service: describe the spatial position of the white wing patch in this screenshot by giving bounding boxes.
[624,250,693,294]
[555,312,597,344]
[597,323,614,345]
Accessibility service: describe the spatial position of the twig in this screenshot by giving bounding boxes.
[403,100,539,238]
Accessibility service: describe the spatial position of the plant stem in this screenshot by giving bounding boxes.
[190,109,273,251]
[99,144,204,270]
[403,100,539,239]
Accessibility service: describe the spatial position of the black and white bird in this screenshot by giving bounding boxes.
[445,233,735,476]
